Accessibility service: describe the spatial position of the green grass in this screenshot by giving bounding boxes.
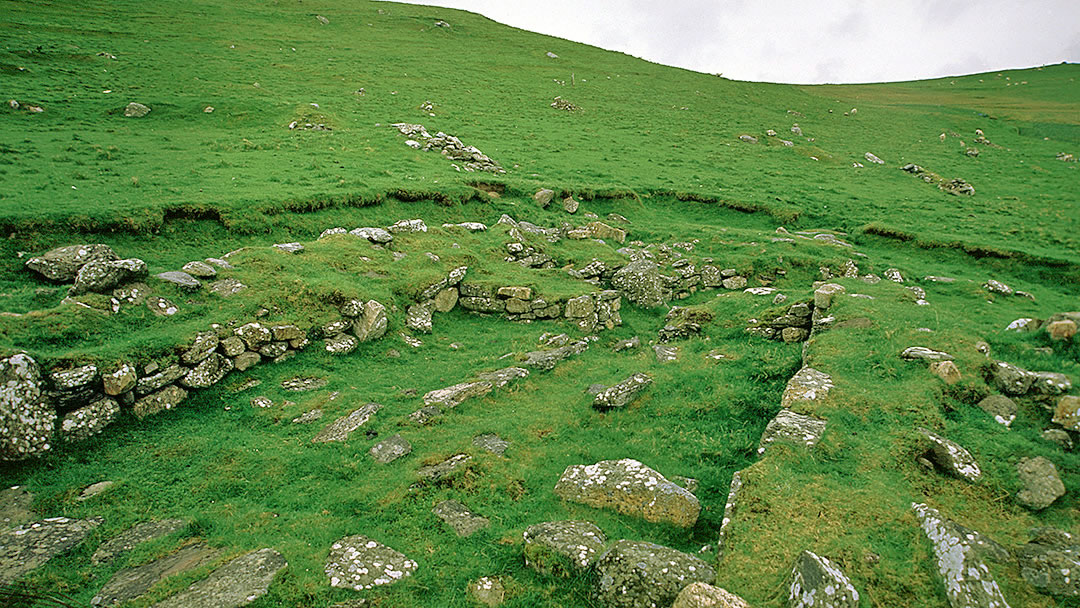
[0,1,1078,607]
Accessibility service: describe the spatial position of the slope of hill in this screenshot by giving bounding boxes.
[0,2,1077,608]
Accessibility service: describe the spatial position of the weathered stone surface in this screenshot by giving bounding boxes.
[325,333,359,355]
[209,278,247,297]
[0,516,102,584]
[60,397,120,443]
[146,295,179,316]
[614,337,640,352]
[1047,319,1077,341]
[522,340,588,371]
[930,360,962,384]
[370,434,411,463]
[417,453,471,482]
[534,188,555,208]
[313,403,382,443]
[233,351,261,371]
[653,344,680,363]
[136,364,185,396]
[789,550,859,608]
[1052,395,1080,431]
[912,503,1011,608]
[1016,456,1065,510]
[612,260,666,308]
[978,394,1018,427]
[813,283,845,310]
[234,322,272,350]
[269,324,304,341]
[182,260,217,278]
[919,428,981,482]
[1016,530,1080,598]
[182,332,220,365]
[282,376,327,392]
[673,582,750,608]
[990,361,1034,395]
[901,346,955,361]
[1,353,56,461]
[150,547,286,608]
[1030,371,1072,396]
[593,373,652,410]
[406,302,433,333]
[78,480,114,501]
[0,486,34,530]
[351,226,394,243]
[94,542,221,607]
[424,381,493,409]
[722,276,747,290]
[387,218,428,234]
[523,520,606,574]
[124,101,150,117]
[473,433,510,455]
[780,368,834,410]
[758,409,828,455]
[71,258,148,295]
[180,353,233,388]
[587,221,627,243]
[26,244,118,282]
[155,270,202,291]
[433,500,489,537]
[258,341,288,359]
[353,300,388,342]
[92,519,188,565]
[555,458,700,527]
[133,385,188,419]
[433,287,459,313]
[326,535,417,591]
[475,367,529,388]
[409,405,442,425]
[468,576,505,607]
[273,242,304,254]
[716,471,743,560]
[593,540,716,608]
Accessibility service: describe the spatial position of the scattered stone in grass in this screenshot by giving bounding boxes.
[292,409,323,424]
[370,434,411,463]
[523,520,606,574]
[251,396,273,408]
[592,373,651,410]
[312,403,382,443]
[472,433,509,456]
[93,542,221,607]
[653,344,679,363]
[124,102,150,117]
[417,453,471,482]
[1016,456,1065,510]
[0,486,35,530]
[154,270,201,292]
[918,428,981,482]
[208,278,247,297]
[554,458,700,527]
[146,296,178,316]
[273,242,304,254]
[613,336,640,351]
[475,367,529,388]
[930,360,961,384]
[977,394,1017,427]
[77,480,115,501]
[0,516,103,585]
[864,151,884,164]
[593,539,716,608]
[467,576,505,607]
[409,405,442,425]
[25,244,118,282]
[1053,395,1080,431]
[900,346,954,361]
[983,279,1013,295]
[91,518,187,565]
[789,550,860,608]
[151,547,286,608]
[912,503,1010,608]
[758,409,827,455]
[181,261,216,278]
[672,582,750,608]
[433,500,489,537]
[326,535,417,591]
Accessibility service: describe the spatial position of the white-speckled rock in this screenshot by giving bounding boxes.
[325,535,417,591]
[789,550,859,608]
[554,458,700,527]
[912,503,1011,608]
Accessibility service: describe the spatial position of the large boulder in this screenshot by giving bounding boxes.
[70,258,148,295]
[25,244,118,282]
[0,516,103,584]
[0,353,56,461]
[1016,456,1065,510]
[611,260,666,308]
[523,520,607,575]
[150,548,286,608]
[673,582,750,608]
[1016,528,1080,597]
[593,539,716,608]
[325,535,418,591]
[912,503,1010,608]
[554,458,700,527]
[788,550,859,608]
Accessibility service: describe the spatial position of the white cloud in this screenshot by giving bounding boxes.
[384,0,1080,83]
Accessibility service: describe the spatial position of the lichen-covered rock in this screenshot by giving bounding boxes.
[912,503,1011,608]
[813,283,845,310]
[94,542,221,607]
[133,385,188,419]
[919,428,981,482]
[587,221,627,244]
[47,363,101,410]
[387,218,428,234]
[716,471,743,560]
[433,287,459,312]
[432,500,489,537]
[417,453,471,482]
[353,300,388,342]
[325,535,417,591]
[60,397,120,443]
[233,351,261,371]
[780,367,833,409]
[71,258,148,295]
[325,333,359,355]
[522,340,589,371]
[593,539,716,608]
[473,433,510,455]
[406,302,434,333]
[990,361,1033,395]
[350,226,394,243]
[182,332,220,365]
[523,520,607,575]
[554,458,700,527]
[977,394,1017,427]
[475,367,529,388]
[1029,371,1072,396]
[593,373,652,410]
[208,278,247,297]
[150,547,286,608]
[611,260,667,308]
[235,322,272,350]
[312,403,382,443]
[135,365,185,396]
[534,188,555,208]
[1016,456,1065,510]
[789,550,859,608]
[673,582,750,608]
[758,409,828,455]
[370,434,411,464]
[100,363,136,396]
[1016,529,1080,597]
[25,244,118,282]
[180,353,233,389]
[901,346,954,361]
[0,516,103,584]
[423,381,493,409]
[92,518,188,565]
[0,353,56,461]
[154,270,202,291]
[468,576,505,607]
[182,260,217,278]
[1053,395,1080,431]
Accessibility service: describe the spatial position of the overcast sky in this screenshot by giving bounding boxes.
[389,0,1080,84]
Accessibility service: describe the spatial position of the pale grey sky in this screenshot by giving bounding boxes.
[388,0,1080,84]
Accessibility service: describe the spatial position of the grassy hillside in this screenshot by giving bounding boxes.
[0,2,1078,608]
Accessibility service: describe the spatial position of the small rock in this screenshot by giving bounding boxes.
[977,394,1017,427]
[370,434,411,463]
[523,520,606,574]
[273,242,304,254]
[312,403,382,443]
[534,188,555,208]
[417,453,471,482]
[468,576,505,607]
[154,270,201,291]
[930,360,961,384]
[472,433,510,456]
[124,102,150,117]
[1016,456,1065,510]
[325,535,417,591]
[432,500,489,537]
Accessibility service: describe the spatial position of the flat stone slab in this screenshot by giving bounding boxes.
[912,503,1010,608]
[0,516,103,584]
[901,346,955,361]
[475,367,529,387]
[0,486,34,530]
[594,540,716,608]
[789,550,860,608]
[150,547,286,608]
[370,434,411,464]
[1016,529,1080,598]
[281,376,328,392]
[554,458,700,528]
[757,408,828,455]
[155,271,202,291]
[432,500,489,537]
[93,542,221,607]
[313,403,382,443]
[523,520,606,573]
[593,373,652,410]
[92,518,187,565]
[522,341,588,371]
[779,367,833,408]
[325,535,418,591]
[653,344,679,362]
[417,454,471,482]
[423,381,492,408]
[473,433,509,456]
